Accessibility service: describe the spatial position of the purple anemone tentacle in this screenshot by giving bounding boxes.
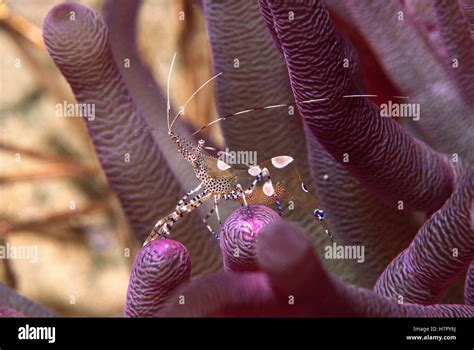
[374,163,474,304]
[460,0,474,38]
[305,134,420,287]
[125,239,191,317]
[433,0,474,107]
[220,205,280,272]
[42,3,222,275]
[466,262,474,305]
[0,283,55,317]
[162,220,474,317]
[258,0,454,213]
[103,0,210,188]
[345,0,474,163]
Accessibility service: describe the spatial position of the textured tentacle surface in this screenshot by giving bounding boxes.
[466,262,474,305]
[42,3,222,275]
[258,0,453,213]
[161,220,474,317]
[305,133,420,287]
[220,205,280,272]
[374,163,474,304]
[125,239,191,317]
[0,283,54,317]
[202,0,307,163]
[103,0,205,190]
[460,0,474,38]
[346,0,474,163]
[433,0,474,107]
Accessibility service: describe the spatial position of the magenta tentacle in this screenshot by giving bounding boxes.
[433,0,474,107]
[374,163,474,304]
[125,239,191,317]
[0,283,54,317]
[460,0,474,38]
[466,262,474,305]
[220,205,280,272]
[103,0,208,189]
[42,3,177,240]
[346,0,474,163]
[42,3,222,275]
[259,0,454,213]
[305,133,420,287]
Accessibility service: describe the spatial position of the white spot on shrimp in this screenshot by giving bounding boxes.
[263,180,275,196]
[217,160,231,171]
[271,155,294,169]
[248,165,261,176]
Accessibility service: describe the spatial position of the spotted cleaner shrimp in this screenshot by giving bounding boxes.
[142,53,333,246]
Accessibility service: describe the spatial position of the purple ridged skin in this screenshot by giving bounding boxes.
[346,0,474,163]
[460,0,474,38]
[125,239,191,317]
[220,205,280,272]
[162,221,474,317]
[0,283,54,317]
[103,0,211,189]
[258,0,453,213]
[466,262,474,305]
[42,3,221,276]
[433,0,474,107]
[374,163,473,304]
[42,3,176,242]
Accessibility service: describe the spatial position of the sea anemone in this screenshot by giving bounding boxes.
[1,0,472,317]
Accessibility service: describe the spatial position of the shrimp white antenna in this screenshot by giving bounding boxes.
[191,97,330,136]
[169,72,223,132]
[167,52,178,132]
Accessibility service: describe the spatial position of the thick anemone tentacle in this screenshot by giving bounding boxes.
[433,0,474,107]
[460,0,474,38]
[258,0,453,213]
[220,205,280,272]
[305,134,419,286]
[346,0,474,163]
[161,221,474,317]
[103,0,167,123]
[466,262,474,305]
[42,3,222,275]
[0,283,55,317]
[374,163,474,304]
[125,239,191,317]
[103,0,208,189]
[163,272,285,317]
[203,0,419,288]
